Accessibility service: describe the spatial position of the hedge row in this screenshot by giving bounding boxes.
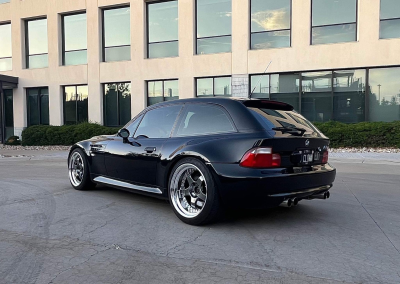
[21,123,120,146]
[314,121,400,148]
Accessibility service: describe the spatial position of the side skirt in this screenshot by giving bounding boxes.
[93,176,163,195]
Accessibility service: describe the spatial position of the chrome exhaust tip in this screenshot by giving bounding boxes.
[292,198,299,206]
[308,191,330,200]
[280,199,293,207]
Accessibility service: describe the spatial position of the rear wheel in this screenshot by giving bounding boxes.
[68,148,95,191]
[168,158,220,225]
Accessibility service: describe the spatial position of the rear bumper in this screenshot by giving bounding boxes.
[210,163,336,208]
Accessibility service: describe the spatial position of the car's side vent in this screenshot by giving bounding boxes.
[90,144,106,153]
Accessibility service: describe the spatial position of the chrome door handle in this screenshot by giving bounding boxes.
[145,147,156,153]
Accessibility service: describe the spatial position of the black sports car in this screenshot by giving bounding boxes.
[68,98,336,225]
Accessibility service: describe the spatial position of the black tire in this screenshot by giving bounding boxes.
[168,158,221,226]
[68,148,95,191]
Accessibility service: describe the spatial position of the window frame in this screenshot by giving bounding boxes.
[310,0,358,45]
[195,76,232,97]
[0,22,12,71]
[101,5,131,62]
[195,0,232,55]
[103,82,132,127]
[26,87,49,126]
[249,0,292,50]
[146,0,179,59]
[147,78,179,106]
[63,84,89,125]
[379,0,400,39]
[172,102,237,138]
[61,11,87,66]
[25,17,48,69]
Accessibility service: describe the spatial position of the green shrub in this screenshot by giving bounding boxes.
[5,136,21,146]
[22,123,120,146]
[314,121,400,148]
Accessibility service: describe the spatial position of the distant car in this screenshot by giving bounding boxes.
[68,98,336,225]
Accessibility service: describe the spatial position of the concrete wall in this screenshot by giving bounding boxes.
[0,0,400,137]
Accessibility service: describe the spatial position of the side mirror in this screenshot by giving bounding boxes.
[118,128,130,142]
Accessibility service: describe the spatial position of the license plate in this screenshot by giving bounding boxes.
[300,150,314,165]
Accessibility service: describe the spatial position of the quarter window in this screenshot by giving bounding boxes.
[380,0,400,39]
[176,104,235,137]
[63,85,89,125]
[0,23,12,71]
[250,0,291,50]
[62,13,87,66]
[311,0,357,45]
[147,80,179,106]
[27,87,49,126]
[104,83,131,127]
[196,77,231,97]
[147,1,178,58]
[196,0,232,55]
[25,18,48,69]
[134,105,182,139]
[102,6,131,62]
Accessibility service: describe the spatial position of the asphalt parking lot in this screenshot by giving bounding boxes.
[0,150,399,284]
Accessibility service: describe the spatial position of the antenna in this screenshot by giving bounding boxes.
[250,60,272,97]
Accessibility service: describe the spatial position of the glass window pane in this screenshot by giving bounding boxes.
[64,86,77,125]
[197,0,231,38]
[4,90,13,128]
[27,19,48,55]
[302,71,332,92]
[148,41,178,58]
[118,83,131,125]
[40,88,49,125]
[197,78,213,96]
[197,36,231,55]
[250,75,269,99]
[251,30,290,50]
[333,69,365,92]
[0,23,12,58]
[64,13,87,51]
[148,1,178,43]
[135,105,182,138]
[27,89,39,126]
[104,7,131,47]
[77,86,88,123]
[312,0,356,26]
[214,77,231,96]
[270,73,300,93]
[105,46,131,62]
[380,0,400,20]
[176,104,234,136]
[301,93,332,122]
[64,50,87,66]
[312,24,356,45]
[104,84,118,126]
[148,81,163,106]
[164,80,179,101]
[251,0,291,32]
[0,0,11,4]
[28,54,48,69]
[380,19,400,39]
[368,67,400,122]
[0,58,12,72]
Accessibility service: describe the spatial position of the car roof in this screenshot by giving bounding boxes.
[149,97,294,132]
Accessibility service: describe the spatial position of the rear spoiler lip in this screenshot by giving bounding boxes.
[241,99,294,111]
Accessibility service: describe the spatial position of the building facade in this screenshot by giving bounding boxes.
[0,0,400,143]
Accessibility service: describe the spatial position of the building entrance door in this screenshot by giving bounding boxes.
[0,88,14,144]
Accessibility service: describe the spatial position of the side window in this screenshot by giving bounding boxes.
[134,105,182,138]
[125,114,143,135]
[176,104,235,137]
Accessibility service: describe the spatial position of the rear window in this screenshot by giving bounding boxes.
[176,104,235,137]
[248,107,324,138]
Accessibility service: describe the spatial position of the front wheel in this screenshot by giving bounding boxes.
[168,158,220,225]
[68,148,95,191]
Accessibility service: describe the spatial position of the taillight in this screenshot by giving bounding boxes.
[322,150,329,164]
[240,147,281,168]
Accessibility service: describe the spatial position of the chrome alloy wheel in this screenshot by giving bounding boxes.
[69,152,85,187]
[170,164,208,219]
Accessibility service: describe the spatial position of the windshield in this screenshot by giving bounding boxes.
[248,107,325,138]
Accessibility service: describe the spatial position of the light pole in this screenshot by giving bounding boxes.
[377,84,381,104]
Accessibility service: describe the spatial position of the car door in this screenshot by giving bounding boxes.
[105,104,183,186]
